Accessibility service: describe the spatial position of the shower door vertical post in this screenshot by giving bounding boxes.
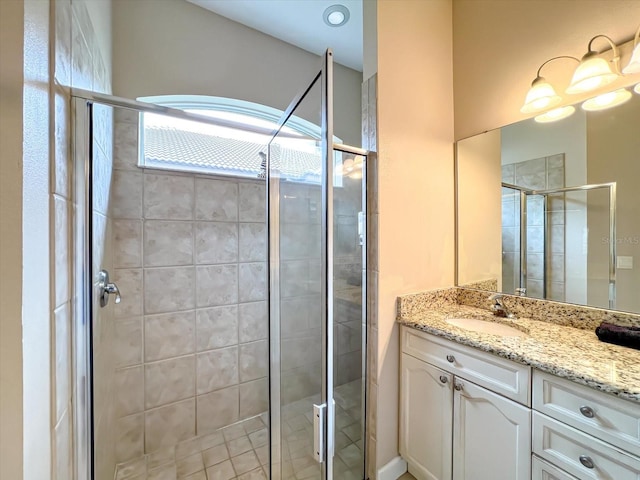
[609,183,617,310]
[267,152,282,479]
[320,49,335,479]
[71,96,94,480]
[542,194,548,299]
[519,191,527,293]
[360,153,368,478]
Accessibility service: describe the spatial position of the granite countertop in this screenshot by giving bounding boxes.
[399,303,640,404]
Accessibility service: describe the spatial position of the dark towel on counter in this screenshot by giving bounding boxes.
[595,322,640,351]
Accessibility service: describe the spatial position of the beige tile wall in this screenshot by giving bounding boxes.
[363,74,378,480]
[110,111,270,460]
[53,0,115,479]
[110,112,365,470]
[277,178,363,405]
[501,155,566,301]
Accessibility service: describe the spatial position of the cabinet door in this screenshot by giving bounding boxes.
[453,380,531,480]
[400,353,453,480]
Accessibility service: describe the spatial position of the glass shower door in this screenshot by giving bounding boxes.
[268,51,334,480]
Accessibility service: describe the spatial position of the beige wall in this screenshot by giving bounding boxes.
[453,0,640,140]
[587,94,640,313]
[375,0,455,472]
[457,129,502,288]
[0,1,24,478]
[501,113,588,304]
[111,0,362,147]
[23,0,52,478]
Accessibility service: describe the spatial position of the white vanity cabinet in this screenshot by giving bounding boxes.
[400,326,532,480]
[452,379,531,480]
[532,457,579,480]
[401,353,453,480]
[399,325,640,480]
[532,371,640,480]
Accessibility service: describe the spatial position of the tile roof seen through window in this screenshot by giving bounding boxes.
[144,125,322,182]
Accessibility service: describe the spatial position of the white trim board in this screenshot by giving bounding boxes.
[378,456,408,480]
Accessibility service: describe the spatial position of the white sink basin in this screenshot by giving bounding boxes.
[445,317,528,337]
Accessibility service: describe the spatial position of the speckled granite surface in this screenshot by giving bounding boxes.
[397,288,640,404]
[459,278,498,292]
[457,287,640,330]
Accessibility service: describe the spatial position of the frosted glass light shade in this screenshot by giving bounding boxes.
[623,43,640,74]
[582,89,632,111]
[635,83,640,94]
[534,106,575,123]
[520,77,562,113]
[566,54,618,94]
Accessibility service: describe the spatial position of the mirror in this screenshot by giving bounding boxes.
[456,92,640,314]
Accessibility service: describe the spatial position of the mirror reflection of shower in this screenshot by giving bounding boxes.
[501,177,616,309]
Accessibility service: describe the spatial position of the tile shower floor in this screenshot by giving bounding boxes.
[115,380,363,480]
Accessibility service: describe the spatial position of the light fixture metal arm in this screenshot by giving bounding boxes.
[634,24,640,47]
[535,55,580,78]
[587,34,621,71]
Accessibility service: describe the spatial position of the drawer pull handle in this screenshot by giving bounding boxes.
[454,382,464,391]
[439,375,448,384]
[446,355,455,363]
[579,455,595,469]
[579,406,595,418]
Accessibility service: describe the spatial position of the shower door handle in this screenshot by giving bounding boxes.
[98,269,121,307]
[313,403,326,463]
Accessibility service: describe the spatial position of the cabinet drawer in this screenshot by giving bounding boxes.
[533,371,640,455]
[402,326,531,405]
[532,455,579,480]
[533,412,640,480]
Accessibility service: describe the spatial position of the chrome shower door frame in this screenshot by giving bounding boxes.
[503,181,617,309]
[72,61,369,479]
[72,95,94,480]
[267,49,335,480]
[71,88,300,480]
[267,49,369,480]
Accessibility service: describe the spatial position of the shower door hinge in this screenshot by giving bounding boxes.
[313,403,326,463]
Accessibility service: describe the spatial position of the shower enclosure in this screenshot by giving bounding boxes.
[72,50,367,480]
[501,181,616,309]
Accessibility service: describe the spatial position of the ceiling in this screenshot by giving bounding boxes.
[186,0,363,71]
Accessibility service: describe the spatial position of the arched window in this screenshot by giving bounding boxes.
[137,95,338,183]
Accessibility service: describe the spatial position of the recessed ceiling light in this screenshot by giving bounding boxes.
[323,4,350,27]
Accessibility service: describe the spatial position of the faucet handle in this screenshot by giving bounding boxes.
[488,293,505,302]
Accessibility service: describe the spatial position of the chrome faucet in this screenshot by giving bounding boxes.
[489,293,516,318]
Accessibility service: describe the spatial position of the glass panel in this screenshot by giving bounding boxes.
[332,151,366,479]
[91,103,271,480]
[571,188,613,309]
[269,78,324,480]
[518,187,614,309]
[525,193,545,299]
[501,186,521,295]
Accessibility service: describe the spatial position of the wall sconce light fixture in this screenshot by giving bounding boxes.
[582,88,632,111]
[566,35,621,94]
[522,25,640,122]
[521,56,578,114]
[622,25,640,74]
[534,106,576,123]
[335,156,363,179]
